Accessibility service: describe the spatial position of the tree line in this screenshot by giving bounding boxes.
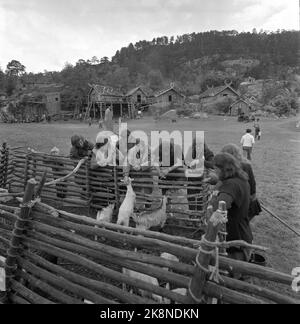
[0,30,299,111]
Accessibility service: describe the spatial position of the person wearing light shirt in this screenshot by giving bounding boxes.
[241,129,255,161]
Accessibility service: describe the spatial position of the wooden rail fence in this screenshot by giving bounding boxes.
[0,179,298,304]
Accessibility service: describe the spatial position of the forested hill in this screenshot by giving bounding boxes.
[113,30,298,78]
[1,30,299,108]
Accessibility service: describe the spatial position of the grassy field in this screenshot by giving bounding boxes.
[1,115,299,279]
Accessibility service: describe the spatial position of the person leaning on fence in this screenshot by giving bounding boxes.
[221,144,262,221]
[211,153,253,272]
[185,141,215,212]
[241,129,255,161]
[116,129,154,210]
[153,141,185,197]
[70,135,94,196]
[90,131,119,207]
[70,135,94,160]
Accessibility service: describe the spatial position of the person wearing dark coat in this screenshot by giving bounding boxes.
[70,135,94,197]
[70,135,94,160]
[221,144,262,221]
[212,153,253,266]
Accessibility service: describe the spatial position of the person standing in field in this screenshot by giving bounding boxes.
[241,129,255,161]
[104,106,114,132]
[254,119,261,141]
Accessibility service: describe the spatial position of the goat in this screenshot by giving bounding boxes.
[96,204,115,223]
[122,267,163,303]
[117,177,136,227]
[160,253,188,304]
[160,252,179,289]
[95,204,115,241]
[132,196,168,231]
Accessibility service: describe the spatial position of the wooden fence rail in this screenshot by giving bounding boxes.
[2,147,211,235]
[0,179,299,304]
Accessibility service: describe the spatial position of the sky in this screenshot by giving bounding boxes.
[0,0,299,73]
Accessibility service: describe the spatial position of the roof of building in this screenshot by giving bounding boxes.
[200,84,240,99]
[230,98,251,108]
[89,84,124,97]
[155,86,185,98]
[24,83,64,95]
[125,86,148,97]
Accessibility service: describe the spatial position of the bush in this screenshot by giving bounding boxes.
[177,104,196,117]
[203,97,234,115]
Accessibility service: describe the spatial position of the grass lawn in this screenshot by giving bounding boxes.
[1,115,299,280]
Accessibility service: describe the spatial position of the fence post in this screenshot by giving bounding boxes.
[24,152,31,191]
[0,144,3,188]
[4,179,37,303]
[0,143,6,188]
[86,155,92,215]
[187,201,227,304]
[5,144,10,191]
[113,166,120,214]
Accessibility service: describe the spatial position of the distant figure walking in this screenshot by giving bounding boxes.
[104,106,114,132]
[254,119,261,141]
[241,129,255,161]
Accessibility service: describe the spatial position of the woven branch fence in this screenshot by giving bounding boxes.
[0,179,299,304]
[0,144,211,233]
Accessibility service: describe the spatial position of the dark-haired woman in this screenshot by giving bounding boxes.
[221,144,262,221]
[212,153,253,265]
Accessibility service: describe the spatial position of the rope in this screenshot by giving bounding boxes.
[195,236,268,252]
[189,235,224,303]
[188,279,205,304]
[19,198,40,209]
[260,202,300,238]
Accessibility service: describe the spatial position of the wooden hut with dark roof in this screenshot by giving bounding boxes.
[200,82,240,106]
[229,98,253,117]
[154,85,185,108]
[125,86,148,106]
[87,84,135,120]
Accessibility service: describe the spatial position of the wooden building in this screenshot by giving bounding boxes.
[154,86,185,108]
[23,83,63,117]
[229,98,253,116]
[87,84,135,120]
[199,83,240,106]
[43,90,62,116]
[125,86,148,106]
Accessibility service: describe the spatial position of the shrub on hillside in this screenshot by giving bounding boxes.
[203,97,234,115]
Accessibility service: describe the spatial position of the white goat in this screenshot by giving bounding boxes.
[160,252,180,289]
[117,177,136,227]
[95,204,115,241]
[122,267,163,303]
[160,253,187,304]
[132,196,168,231]
[96,204,115,223]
